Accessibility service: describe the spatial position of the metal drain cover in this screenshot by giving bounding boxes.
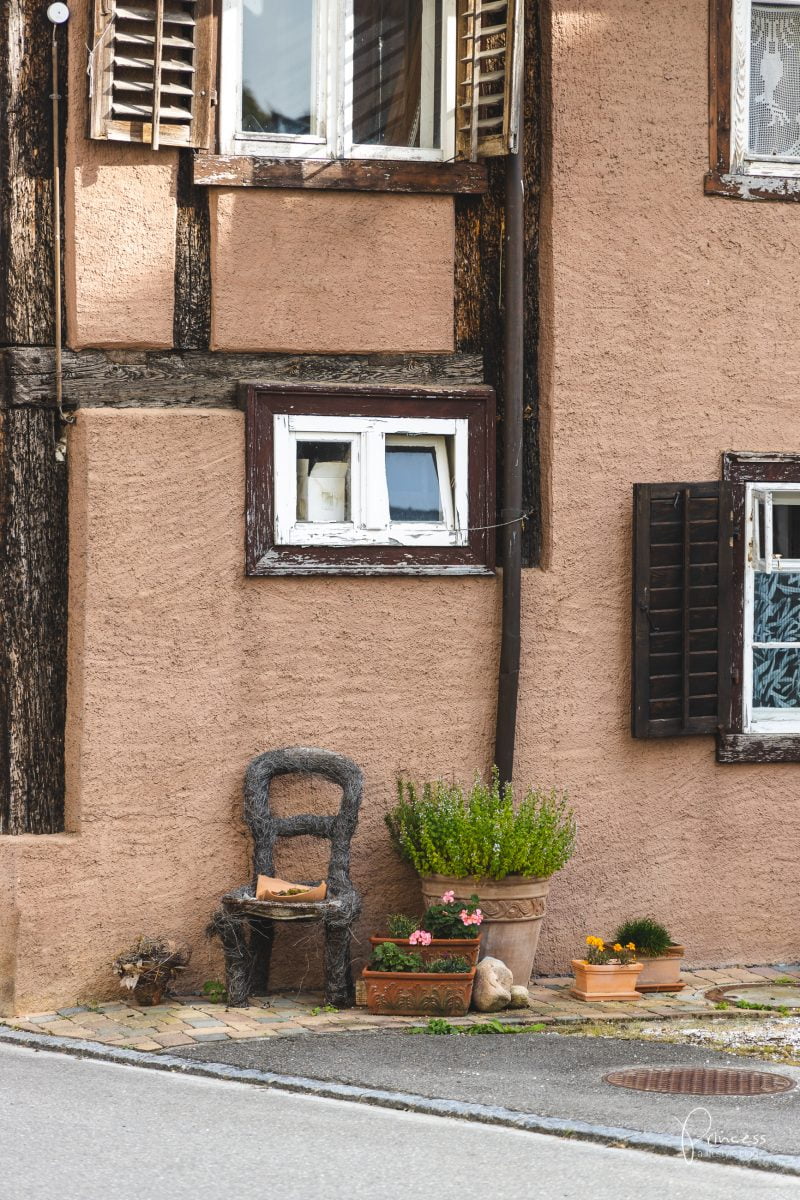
[604,1067,795,1096]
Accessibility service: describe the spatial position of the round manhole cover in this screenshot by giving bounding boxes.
[604,1067,795,1096]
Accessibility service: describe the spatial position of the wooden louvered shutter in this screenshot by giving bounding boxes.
[632,482,733,738]
[89,0,213,149]
[456,0,523,160]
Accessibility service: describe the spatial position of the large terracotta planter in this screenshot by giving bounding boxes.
[369,935,481,968]
[635,945,685,993]
[420,873,550,986]
[570,959,644,1002]
[362,967,476,1016]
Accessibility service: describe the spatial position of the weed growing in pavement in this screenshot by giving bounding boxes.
[408,1018,547,1036]
[310,1004,339,1016]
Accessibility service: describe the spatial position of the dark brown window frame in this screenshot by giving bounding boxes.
[243,381,496,576]
[717,451,800,763]
[707,0,800,202]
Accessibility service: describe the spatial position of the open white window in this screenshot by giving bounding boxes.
[218,0,522,161]
[273,415,467,546]
[731,0,800,176]
[744,483,800,732]
[220,0,457,160]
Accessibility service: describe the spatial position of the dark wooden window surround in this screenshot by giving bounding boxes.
[633,453,800,764]
[244,381,496,576]
[707,0,800,202]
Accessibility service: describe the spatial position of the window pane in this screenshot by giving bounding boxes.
[749,5,800,160]
[386,444,443,522]
[753,646,800,709]
[242,0,315,135]
[754,571,800,642]
[352,0,442,149]
[297,441,351,522]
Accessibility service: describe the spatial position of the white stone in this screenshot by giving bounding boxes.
[472,957,513,1012]
[509,985,532,1009]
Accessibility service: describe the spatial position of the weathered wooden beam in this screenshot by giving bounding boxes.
[0,1,66,344]
[194,155,489,194]
[1,348,484,409]
[174,149,211,350]
[453,0,540,568]
[0,406,67,834]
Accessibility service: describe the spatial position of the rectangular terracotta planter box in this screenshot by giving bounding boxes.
[368,935,481,968]
[570,959,644,1002]
[636,945,685,993]
[362,967,476,1016]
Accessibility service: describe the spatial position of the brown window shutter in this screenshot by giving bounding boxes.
[89,0,214,149]
[632,482,732,738]
[456,0,523,160]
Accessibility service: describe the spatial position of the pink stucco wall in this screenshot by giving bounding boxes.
[527,0,800,970]
[3,0,799,1015]
[210,191,455,353]
[0,409,498,1013]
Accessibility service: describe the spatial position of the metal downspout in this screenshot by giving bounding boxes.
[494,101,525,786]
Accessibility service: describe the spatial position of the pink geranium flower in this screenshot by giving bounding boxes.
[409,930,432,946]
[441,890,455,903]
[460,908,484,927]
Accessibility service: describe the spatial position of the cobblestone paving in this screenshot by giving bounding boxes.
[3,964,798,1052]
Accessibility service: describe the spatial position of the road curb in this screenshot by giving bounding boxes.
[1,1025,799,1177]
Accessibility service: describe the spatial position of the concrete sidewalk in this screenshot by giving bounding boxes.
[3,962,799,1051]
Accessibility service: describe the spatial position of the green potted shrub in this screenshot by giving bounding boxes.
[386,770,577,985]
[613,917,685,992]
[362,941,476,1016]
[369,893,483,968]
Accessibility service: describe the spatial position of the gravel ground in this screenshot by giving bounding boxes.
[567,1016,800,1065]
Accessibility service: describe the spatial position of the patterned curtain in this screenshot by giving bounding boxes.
[753,572,800,708]
[750,4,800,159]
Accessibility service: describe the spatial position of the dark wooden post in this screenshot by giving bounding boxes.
[0,0,69,833]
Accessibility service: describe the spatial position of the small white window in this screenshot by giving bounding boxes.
[744,483,800,732]
[274,414,467,546]
[219,0,458,160]
[732,0,800,175]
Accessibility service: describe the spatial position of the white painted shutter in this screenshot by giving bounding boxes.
[89,0,213,149]
[456,0,523,160]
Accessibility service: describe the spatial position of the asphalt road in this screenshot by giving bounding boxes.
[3,1042,799,1200]
[175,1029,800,1159]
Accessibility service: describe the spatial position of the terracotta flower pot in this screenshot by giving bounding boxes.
[570,959,644,1002]
[420,873,550,986]
[132,977,167,1006]
[368,935,481,968]
[362,967,476,1016]
[636,945,685,993]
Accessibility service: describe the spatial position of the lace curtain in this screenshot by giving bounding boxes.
[750,4,800,159]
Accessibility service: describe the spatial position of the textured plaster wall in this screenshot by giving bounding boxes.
[1,409,497,1012]
[527,0,800,971]
[209,190,455,352]
[64,3,178,348]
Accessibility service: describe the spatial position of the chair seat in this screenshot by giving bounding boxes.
[222,888,346,923]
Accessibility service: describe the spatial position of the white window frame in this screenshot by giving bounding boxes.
[273,414,468,547]
[219,0,457,161]
[731,0,800,176]
[743,482,800,733]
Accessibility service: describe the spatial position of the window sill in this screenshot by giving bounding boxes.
[249,552,496,577]
[717,732,800,763]
[704,170,800,202]
[194,154,489,195]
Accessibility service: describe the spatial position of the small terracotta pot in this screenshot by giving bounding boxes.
[420,874,551,986]
[636,945,685,993]
[570,959,644,1002]
[362,967,476,1016]
[132,978,167,1006]
[369,935,481,968]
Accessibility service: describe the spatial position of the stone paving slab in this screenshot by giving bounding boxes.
[2,964,797,1050]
